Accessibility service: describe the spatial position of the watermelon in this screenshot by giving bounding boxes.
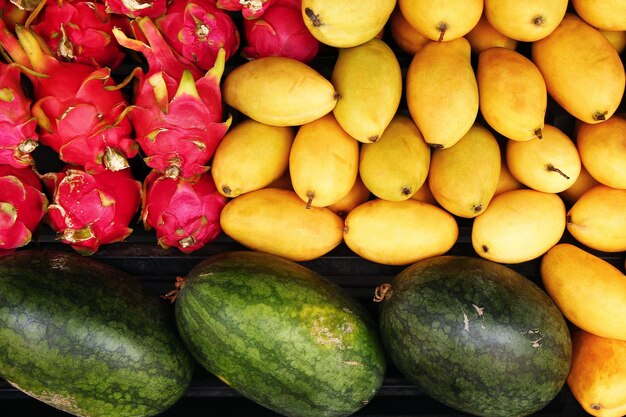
[173,250,386,417]
[0,250,194,417]
[377,256,571,417]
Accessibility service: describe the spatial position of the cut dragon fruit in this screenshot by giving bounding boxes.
[43,167,142,255]
[104,0,167,19]
[242,0,320,63]
[0,165,47,254]
[142,170,226,253]
[217,0,276,19]
[0,61,39,168]
[155,0,240,70]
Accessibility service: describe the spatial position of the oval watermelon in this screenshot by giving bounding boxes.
[0,250,194,417]
[174,250,386,417]
[377,255,571,417]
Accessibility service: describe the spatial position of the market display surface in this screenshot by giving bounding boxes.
[0,0,625,416]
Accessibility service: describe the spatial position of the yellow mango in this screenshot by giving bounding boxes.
[494,159,524,198]
[222,56,337,126]
[532,14,625,124]
[331,38,402,143]
[472,189,566,263]
[567,185,626,252]
[405,37,479,149]
[568,329,626,417]
[559,165,600,205]
[301,0,395,48]
[398,0,483,42]
[326,175,371,219]
[571,0,626,31]
[478,47,547,142]
[211,119,295,197]
[541,243,626,340]
[389,7,430,55]
[576,114,626,189]
[506,124,581,193]
[465,14,518,54]
[600,30,626,53]
[343,199,458,266]
[410,177,438,206]
[289,113,359,208]
[359,115,430,201]
[220,188,343,261]
[428,124,500,217]
[484,0,568,42]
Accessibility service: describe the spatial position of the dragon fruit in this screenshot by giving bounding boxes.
[0,165,47,254]
[43,167,142,255]
[155,0,240,70]
[142,170,226,253]
[0,21,138,172]
[28,0,131,69]
[104,0,167,18]
[0,0,28,31]
[217,0,275,19]
[114,17,231,179]
[0,61,39,168]
[242,0,319,63]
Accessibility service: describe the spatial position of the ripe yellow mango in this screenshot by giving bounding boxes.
[301,0,395,48]
[326,175,370,219]
[568,329,626,417]
[359,115,430,202]
[478,47,547,142]
[222,56,337,126]
[506,124,581,193]
[289,113,359,208]
[343,199,458,266]
[405,37,478,149]
[465,14,518,54]
[494,160,524,198]
[559,165,600,205]
[428,124,500,217]
[211,119,295,198]
[532,14,625,124]
[331,38,402,143]
[576,114,626,189]
[541,243,626,341]
[484,0,568,42]
[571,0,626,31]
[389,7,430,55]
[567,185,626,252]
[398,0,483,42]
[220,188,343,262]
[600,30,626,53]
[410,177,438,206]
[472,189,566,264]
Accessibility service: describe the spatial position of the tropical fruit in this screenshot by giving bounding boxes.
[389,7,430,55]
[559,165,600,205]
[571,0,626,31]
[398,0,483,42]
[174,251,386,417]
[326,175,371,219]
[0,250,193,417]
[465,14,518,54]
[484,0,568,41]
[601,29,626,53]
[494,159,524,197]
[376,256,572,417]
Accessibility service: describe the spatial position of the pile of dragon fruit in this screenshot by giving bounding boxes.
[0,0,320,255]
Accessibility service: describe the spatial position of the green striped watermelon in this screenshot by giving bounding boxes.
[174,250,386,417]
[0,250,194,417]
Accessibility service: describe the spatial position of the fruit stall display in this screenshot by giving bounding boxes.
[0,0,625,416]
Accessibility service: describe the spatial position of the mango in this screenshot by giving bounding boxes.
[410,177,438,206]
[405,37,478,149]
[331,38,402,143]
[477,47,547,142]
[398,0,483,42]
[568,329,626,417]
[494,159,524,198]
[600,30,626,53]
[532,14,625,124]
[222,56,337,126]
[326,175,370,219]
[389,7,430,55]
[541,243,626,341]
[301,0,395,48]
[359,115,430,202]
[428,124,500,218]
[343,199,458,266]
[472,189,566,264]
[211,119,295,198]
[571,0,626,31]
[484,0,568,42]
[220,188,343,262]
[465,14,518,54]
[559,165,600,205]
[289,113,359,208]
[566,185,626,252]
[576,114,626,189]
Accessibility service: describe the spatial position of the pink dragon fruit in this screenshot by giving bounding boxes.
[29,0,131,69]
[155,0,240,70]
[0,0,28,31]
[114,17,231,180]
[104,0,167,18]
[0,165,48,254]
[0,61,39,168]
[0,21,138,172]
[142,169,226,253]
[43,167,142,255]
[217,0,276,19]
[242,0,319,63]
